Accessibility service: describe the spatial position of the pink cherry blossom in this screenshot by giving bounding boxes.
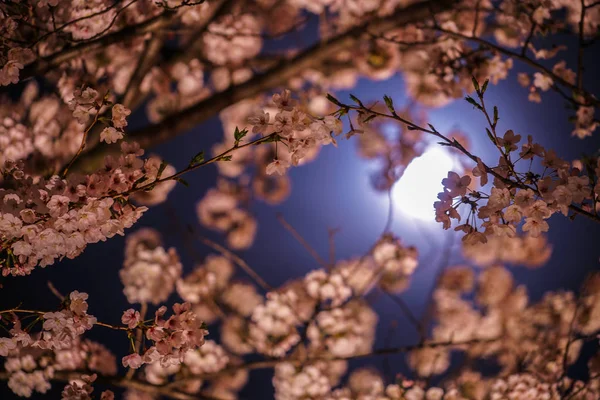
[100,127,124,144]
[121,309,141,329]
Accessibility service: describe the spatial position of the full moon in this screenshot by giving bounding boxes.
[393,146,461,222]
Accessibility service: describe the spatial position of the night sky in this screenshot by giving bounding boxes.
[1,21,600,400]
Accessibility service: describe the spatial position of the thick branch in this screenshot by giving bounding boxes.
[121,34,165,109]
[72,0,458,172]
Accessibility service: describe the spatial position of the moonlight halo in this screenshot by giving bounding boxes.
[393,146,461,222]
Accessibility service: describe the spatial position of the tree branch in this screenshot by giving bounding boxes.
[71,0,458,172]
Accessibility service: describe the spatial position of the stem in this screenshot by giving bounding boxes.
[577,0,586,90]
[382,184,396,234]
[120,133,278,197]
[0,309,129,331]
[61,109,101,177]
[47,281,65,300]
[276,213,329,269]
[125,302,148,380]
[198,236,273,292]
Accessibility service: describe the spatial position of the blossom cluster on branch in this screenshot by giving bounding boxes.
[1,219,599,400]
[317,83,600,248]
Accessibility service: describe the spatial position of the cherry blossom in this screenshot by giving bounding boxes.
[120,228,182,305]
[1,1,599,399]
[99,127,123,144]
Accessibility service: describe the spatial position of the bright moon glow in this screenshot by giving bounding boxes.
[393,146,461,222]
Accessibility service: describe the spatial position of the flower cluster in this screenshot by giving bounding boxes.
[39,291,97,350]
[183,339,229,375]
[220,316,254,356]
[61,374,114,400]
[54,338,117,376]
[572,105,599,139]
[489,374,558,400]
[0,82,84,168]
[220,281,264,317]
[250,290,302,357]
[0,48,34,86]
[0,1,211,84]
[0,163,145,276]
[462,233,552,268]
[430,264,600,381]
[196,185,257,250]
[331,381,447,400]
[121,302,208,369]
[372,234,419,293]
[328,370,451,400]
[120,228,182,305]
[330,258,378,294]
[176,254,233,305]
[304,268,353,307]
[175,254,263,326]
[246,90,344,176]
[143,57,211,124]
[307,299,377,358]
[273,361,347,400]
[4,336,117,399]
[0,86,182,276]
[433,95,598,244]
[5,355,52,398]
[0,291,101,397]
[407,346,451,377]
[15,291,94,352]
[203,14,262,66]
[68,87,103,126]
[141,340,240,396]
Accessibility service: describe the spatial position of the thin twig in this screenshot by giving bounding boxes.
[47,281,65,301]
[382,320,398,381]
[0,308,129,331]
[61,108,101,177]
[276,213,329,269]
[125,302,148,380]
[198,236,273,292]
[383,288,426,341]
[327,227,340,267]
[576,0,586,90]
[382,184,396,234]
[419,232,455,336]
[118,133,279,197]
